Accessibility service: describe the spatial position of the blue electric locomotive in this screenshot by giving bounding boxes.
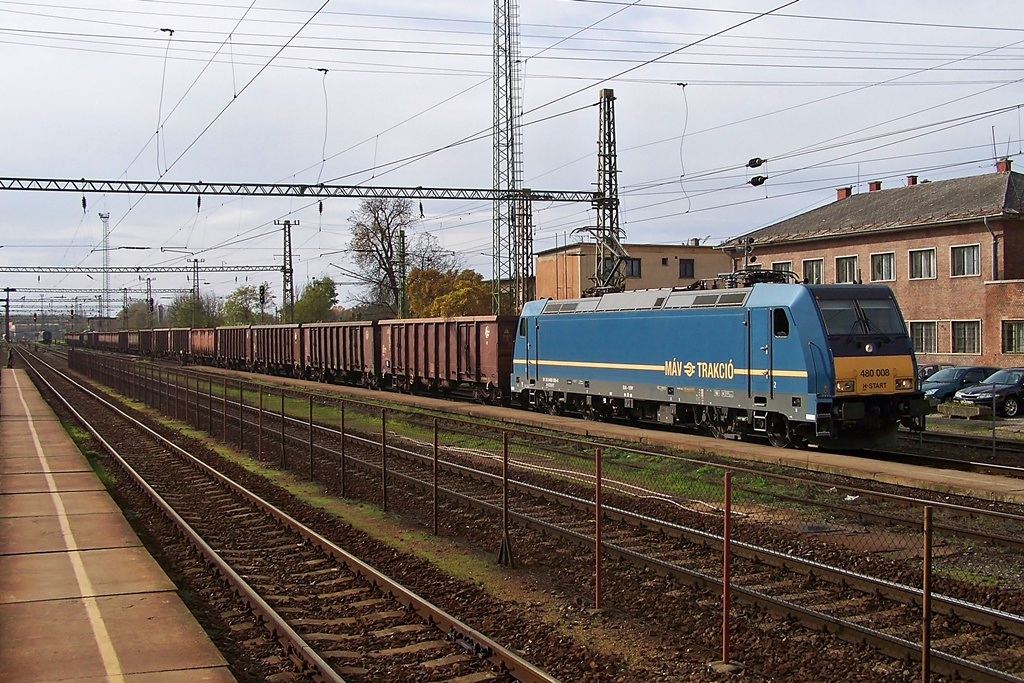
[510,279,929,450]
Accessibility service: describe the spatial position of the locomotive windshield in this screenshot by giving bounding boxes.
[816,297,906,336]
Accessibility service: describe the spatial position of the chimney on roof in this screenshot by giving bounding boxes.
[907,175,918,186]
[868,180,882,192]
[997,158,1012,173]
[836,186,853,201]
[689,237,700,247]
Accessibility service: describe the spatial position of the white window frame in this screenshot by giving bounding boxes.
[950,243,981,278]
[869,251,895,282]
[909,321,937,354]
[950,319,982,355]
[834,255,859,284]
[772,260,792,273]
[908,248,936,280]
[802,258,824,285]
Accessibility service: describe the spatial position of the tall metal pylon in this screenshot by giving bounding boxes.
[588,88,629,296]
[275,219,296,322]
[493,0,524,313]
[99,212,110,317]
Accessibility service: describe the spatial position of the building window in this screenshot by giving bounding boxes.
[910,322,937,353]
[802,258,823,284]
[624,258,642,278]
[1003,321,1024,353]
[951,320,981,354]
[772,261,792,273]
[909,248,935,279]
[661,257,669,266]
[835,256,858,283]
[678,258,694,279]
[951,244,980,277]
[870,252,895,282]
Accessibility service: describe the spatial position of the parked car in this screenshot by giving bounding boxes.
[954,368,1024,417]
[917,363,954,381]
[922,366,1000,403]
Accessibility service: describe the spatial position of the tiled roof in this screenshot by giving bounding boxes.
[725,170,1024,246]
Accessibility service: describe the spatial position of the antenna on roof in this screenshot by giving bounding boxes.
[991,126,998,164]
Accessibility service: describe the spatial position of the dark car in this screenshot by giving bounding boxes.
[954,368,1024,417]
[917,363,954,381]
[922,365,1000,403]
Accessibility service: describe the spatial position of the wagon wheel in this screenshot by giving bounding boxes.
[766,414,791,449]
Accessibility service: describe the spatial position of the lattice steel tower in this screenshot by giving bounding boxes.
[589,88,629,295]
[493,0,525,313]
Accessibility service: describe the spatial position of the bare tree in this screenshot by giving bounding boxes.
[342,198,461,316]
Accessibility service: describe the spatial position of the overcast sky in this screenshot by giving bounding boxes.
[2,0,1022,315]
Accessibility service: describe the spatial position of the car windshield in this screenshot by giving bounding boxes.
[983,369,1023,385]
[925,368,961,383]
[816,297,906,336]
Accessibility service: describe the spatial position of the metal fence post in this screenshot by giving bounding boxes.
[432,417,439,536]
[339,401,346,497]
[711,471,743,674]
[222,379,227,442]
[238,381,244,450]
[308,394,314,481]
[595,447,603,609]
[497,431,514,567]
[207,377,213,435]
[280,389,286,470]
[258,385,264,460]
[923,505,932,683]
[381,407,388,511]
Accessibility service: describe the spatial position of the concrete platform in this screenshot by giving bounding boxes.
[0,367,235,682]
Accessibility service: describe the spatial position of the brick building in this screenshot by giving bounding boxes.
[535,241,733,300]
[721,160,1024,366]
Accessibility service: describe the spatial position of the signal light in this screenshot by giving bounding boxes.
[33,312,37,322]
[70,309,75,319]
[259,285,266,305]
[149,298,154,312]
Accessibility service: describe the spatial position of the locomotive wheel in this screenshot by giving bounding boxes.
[766,414,791,448]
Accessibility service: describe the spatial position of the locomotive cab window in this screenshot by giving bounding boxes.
[519,318,527,337]
[773,309,789,338]
[817,297,905,336]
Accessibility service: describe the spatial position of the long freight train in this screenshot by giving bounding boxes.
[65,279,929,450]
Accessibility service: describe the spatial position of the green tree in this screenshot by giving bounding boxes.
[222,283,271,324]
[343,198,461,315]
[120,301,154,329]
[407,268,490,317]
[293,277,338,323]
[166,294,223,328]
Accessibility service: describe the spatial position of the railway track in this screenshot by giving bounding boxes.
[20,348,563,683]
[894,430,1024,477]
[62,348,1024,682]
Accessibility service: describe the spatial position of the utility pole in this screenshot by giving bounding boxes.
[188,258,204,299]
[3,287,15,343]
[584,89,628,297]
[275,219,297,323]
[493,0,524,314]
[99,212,110,317]
[397,229,407,318]
[122,288,128,329]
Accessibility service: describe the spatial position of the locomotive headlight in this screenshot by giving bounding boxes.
[836,380,856,393]
[864,343,874,353]
[895,377,914,391]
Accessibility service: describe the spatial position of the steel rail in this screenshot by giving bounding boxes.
[70,351,1024,682]
[21,351,345,683]
[30,349,563,683]
[305,427,1024,682]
